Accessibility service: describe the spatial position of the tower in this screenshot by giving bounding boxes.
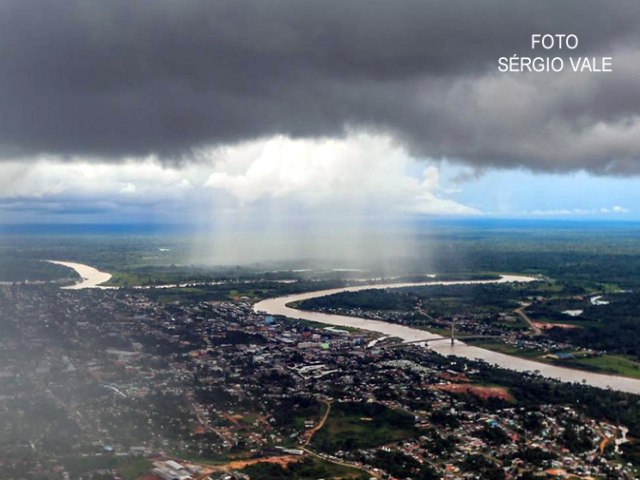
[450,317,455,345]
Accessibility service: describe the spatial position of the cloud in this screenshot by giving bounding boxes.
[0,159,194,199]
[0,134,477,223]
[0,158,202,223]
[203,134,478,215]
[0,1,640,174]
[526,206,630,216]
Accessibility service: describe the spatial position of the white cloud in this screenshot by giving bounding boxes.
[526,206,629,216]
[610,205,629,213]
[0,133,478,223]
[204,133,478,215]
[0,158,196,201]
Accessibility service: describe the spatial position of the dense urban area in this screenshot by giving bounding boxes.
[0,279,639,480]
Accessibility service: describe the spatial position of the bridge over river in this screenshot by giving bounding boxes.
[253,275,640,394]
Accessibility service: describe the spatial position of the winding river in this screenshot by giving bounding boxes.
[46,261,640,394]
[254,275,640,394]
[46,260,113,289]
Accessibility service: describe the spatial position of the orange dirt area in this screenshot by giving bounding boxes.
[213,455,302,472]
[434,383,514,402]
[533,321,580,330]
[438,372,471,383]
[223,413,243,425]
[193,425,206,435]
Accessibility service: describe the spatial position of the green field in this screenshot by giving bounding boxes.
[557,354,640,379]
[63,455,151,480]
[465,340,543,359]
[239,456,369,479]
[311,401,417,453]
[469,340,640,380]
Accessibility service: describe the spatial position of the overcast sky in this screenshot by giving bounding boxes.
[1,0,640,226]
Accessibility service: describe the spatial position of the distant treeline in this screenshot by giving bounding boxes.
[546,292,640,358]
[0,257,78,283]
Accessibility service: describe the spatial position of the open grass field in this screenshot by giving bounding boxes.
[469,340,640,380]
[311,401,417,453]
[557,354,640,379]
[239,456,369,479]
[465,340,542,359]
[63,456,151,480]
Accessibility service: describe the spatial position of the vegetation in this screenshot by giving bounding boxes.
[469,340,640,380]
[553,354,640,379]
[367,449,438,479]
[461,453,505,480]
[547,292,640,359]
[300,289,415,311]
[270,396,323,433]
[0,256,78,283]
[467,357,640,440]
[239,457,368,479]
[7,223,640,372]
[62,456,151,480]
[478,424,510,446]
[300,283,525,317]
[311,401,417,452]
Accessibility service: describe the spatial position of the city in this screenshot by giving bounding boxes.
[1,277,638,479]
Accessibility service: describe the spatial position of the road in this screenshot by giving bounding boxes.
[303,446,381,478]
[302,399,332,447]
[514,303,541,335]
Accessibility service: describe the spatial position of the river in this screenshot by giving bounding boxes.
[46,260,113,289]
[46,261,640,393]
[254,275,640,394]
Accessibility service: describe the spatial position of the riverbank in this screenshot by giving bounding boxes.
[467,340,640,380]
[42,260,640,393]
[254,276,640,394]
[45,260,113,289]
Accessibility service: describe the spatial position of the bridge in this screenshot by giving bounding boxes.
[375,317,501,349]
[382,335,501,349]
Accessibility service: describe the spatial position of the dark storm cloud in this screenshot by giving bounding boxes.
[1,0,640,172]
